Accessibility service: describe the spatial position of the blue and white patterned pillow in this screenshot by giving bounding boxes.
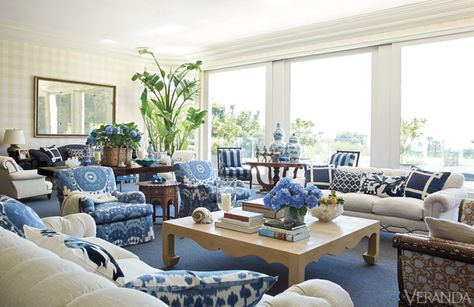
[122,270,277,306]
[40,145,63,162]
[329,169,362,193]
[359,173,406,197]
[0,195,46,237]
[305,164,333,189]
[24,226,125,284]
[405,167,451,200]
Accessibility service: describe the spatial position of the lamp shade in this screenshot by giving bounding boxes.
[3,129,25,145]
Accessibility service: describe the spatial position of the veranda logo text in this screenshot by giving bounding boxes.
[405,289,472,305]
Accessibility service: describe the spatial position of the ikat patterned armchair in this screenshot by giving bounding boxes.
[55,166,154,246]
[392,199,474,306]
[173,160,251,217]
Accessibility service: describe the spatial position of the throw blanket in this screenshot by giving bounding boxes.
[61,190,118,216]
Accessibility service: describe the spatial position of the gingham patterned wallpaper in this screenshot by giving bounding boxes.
[0,39,145,154]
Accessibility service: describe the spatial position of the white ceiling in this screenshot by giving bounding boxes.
[0,0,427,58]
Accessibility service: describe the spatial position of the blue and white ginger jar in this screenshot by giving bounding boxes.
[269,123,286,154]
[287,133,301,161]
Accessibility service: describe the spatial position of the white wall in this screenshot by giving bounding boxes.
[0,39,146,154]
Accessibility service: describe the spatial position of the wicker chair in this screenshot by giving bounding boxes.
[392,199,474,306]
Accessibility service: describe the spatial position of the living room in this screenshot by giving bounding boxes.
[1,1,474,306]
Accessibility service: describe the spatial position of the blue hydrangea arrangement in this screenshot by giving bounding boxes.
[263,177,323,218]
[87,122,142,150]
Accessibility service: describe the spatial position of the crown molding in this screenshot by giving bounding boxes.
[1,0,473,68]
[191,0,474,69]
[0,23,186,65]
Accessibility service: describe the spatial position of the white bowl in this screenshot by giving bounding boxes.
[311,204,344,222]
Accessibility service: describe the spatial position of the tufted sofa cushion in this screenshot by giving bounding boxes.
[257,279,353,307]
[90,203,153,224]
[0,227,167,307]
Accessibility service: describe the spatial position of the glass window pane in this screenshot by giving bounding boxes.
[401,36,474,183]
[290,52,372,166]
[208,66,266,165]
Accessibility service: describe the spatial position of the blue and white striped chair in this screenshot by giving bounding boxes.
[217,147,252,187]
[329,150,360,167]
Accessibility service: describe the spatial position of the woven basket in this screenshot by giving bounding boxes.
[102,146,132,167]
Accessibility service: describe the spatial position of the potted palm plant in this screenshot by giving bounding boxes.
[132,49,207,156]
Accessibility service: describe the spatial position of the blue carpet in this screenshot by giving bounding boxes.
[24,185,399,307]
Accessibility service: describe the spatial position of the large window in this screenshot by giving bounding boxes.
[290,52,372,165]
[208,66,266,164]
[401,36,474,181]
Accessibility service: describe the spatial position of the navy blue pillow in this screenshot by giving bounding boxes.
[405,168,451,200]
[305,164,333,189]
[0,195,45,237]
[359,173,406,197]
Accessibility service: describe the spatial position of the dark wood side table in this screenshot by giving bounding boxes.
[244,161,305,192]
[138,181,180,223]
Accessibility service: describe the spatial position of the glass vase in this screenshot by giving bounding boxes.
[284,207,305,224]
[217,178,237,212]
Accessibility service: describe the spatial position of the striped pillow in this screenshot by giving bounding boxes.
[329,152,356,167]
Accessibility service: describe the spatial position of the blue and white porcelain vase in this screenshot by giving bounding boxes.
[288,133,301,161]
[269,123,286,155]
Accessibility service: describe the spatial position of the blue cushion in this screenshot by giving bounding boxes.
[305,164,333,189]
[55,166,117,204]
[224,167,251,177]
[174,161,215,184]
[0,195,45,237]
[40,145,63,163]
[359,173,407,197]
[219,149,242,167]
[90,202,153,224]
[405,168,450,200]
[122,270,277,306]
[329,152,356,167]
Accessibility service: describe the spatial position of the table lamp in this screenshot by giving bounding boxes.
[3,129,25,157]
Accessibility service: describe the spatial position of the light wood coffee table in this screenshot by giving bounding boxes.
[162,212,380,286]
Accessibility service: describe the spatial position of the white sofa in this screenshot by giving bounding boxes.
[325,166,466,232]
[0,213,353,307]
[0,156,52,199]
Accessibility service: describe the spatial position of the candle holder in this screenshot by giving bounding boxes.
[216,178,237,212]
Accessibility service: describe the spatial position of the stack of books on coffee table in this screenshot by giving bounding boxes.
[242,198,284,219]
[258,220,310,242]
[215,210,264,233]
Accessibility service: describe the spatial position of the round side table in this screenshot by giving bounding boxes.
[138,181,179,223]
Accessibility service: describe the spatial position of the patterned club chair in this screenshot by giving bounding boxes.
[392,199,474,306]
[54,166,154,246]
[329,150,360,167]
[173,160,251,217]
[217,147,252,188]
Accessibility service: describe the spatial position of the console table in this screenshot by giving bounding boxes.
[245,161,305,192]
[37,164,173,179]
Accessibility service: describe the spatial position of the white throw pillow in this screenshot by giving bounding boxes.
[425,217,474,244]
[23,226,126,284]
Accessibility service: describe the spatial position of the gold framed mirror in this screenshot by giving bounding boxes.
[34,76,116,137]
